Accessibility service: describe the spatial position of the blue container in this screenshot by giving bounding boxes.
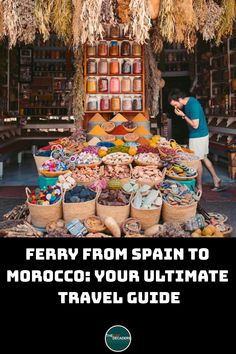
[165,178,196,191]
[39,175,58,189]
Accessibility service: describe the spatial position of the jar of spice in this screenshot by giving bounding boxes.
[87,59,97,74]
[133,77,142,92]
[121,60,132,74]
[98,41,108,57]
[109,41,119,56]
[121,41,131,56]
[110,77,120,93]
[100,96,110,111]
[111,96,121,111]
[87,96,98,111]
[121,77,131,93]
[122,59,132,74]
[122,96,133,111]
[98,59,108,74]
[110,25,120,38]
[132,42,142,56]
[133,59,142,74]
[87,77,97,93]
[87,45,96,57]
[110,59,120,75]
[98,77,109,93]
[132,96,142,111]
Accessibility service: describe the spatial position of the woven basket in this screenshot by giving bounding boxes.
[124,133,139,142]
[136,167,166,187]
[134,159,162,167]
[63,192,97,223]
[96,195,131,226]
[33,155,49,175]
[162,197,200,223]
[40,170,69,178]
[131,198,162,231]
[165,172,198,181]
[102,156,133,165]
[123,124,137,133]
[101,122,116,133]
[76,161,102,168]
[25,187,62,228]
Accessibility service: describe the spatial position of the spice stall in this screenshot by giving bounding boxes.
[0,0,235,237]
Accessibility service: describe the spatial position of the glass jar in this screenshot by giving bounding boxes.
[110,25,120,38]
[87,59,97,74]
[98,77,109,93]
[121,41,131,56]
[111,96,121,111]
[98,59,108,74]
[110,77,120,93]
[132,96,142,111]
[98,41,108,57]
[110,59,120,75]
[133,59,142,74]
[100,96,110,111]
[122,59,132,74]
[133,77,142,92]
[87,77,97,93]
[109,40,119,56]
[87,96,98,111]
[87,45,96,57]
[121,77,131,93]
[132,42,142,56]
[122,96,133,111]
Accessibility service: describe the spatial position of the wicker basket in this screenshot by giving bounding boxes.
[40,170,69,178]
[76,161,102,168]
[33,155,49,175]
[124,133,139,142]
[123,124,137,133]
[26,187,62,228]
[131,199,162,231]
[96,195,131,226]
[101,122,116,133]
[102,156,133,165]
[101,134,116,142]
[165,172,198,181]
[162,198,199,223]
[63,192,97,223]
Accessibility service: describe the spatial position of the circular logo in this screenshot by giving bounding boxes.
[105,325,131,352]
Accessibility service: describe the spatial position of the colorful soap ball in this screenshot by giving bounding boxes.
[29,185,61,205]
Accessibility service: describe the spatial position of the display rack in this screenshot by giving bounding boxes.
[161,43,191,78]
[84,25,145,114]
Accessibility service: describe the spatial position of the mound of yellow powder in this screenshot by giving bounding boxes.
[88,125,106,135]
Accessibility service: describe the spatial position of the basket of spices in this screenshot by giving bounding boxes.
[101,121,116,133]
[100,134,116,142]
[123,121,137,133]
[124,133,139,142]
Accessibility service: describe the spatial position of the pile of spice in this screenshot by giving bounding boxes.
[134,126,151,136]
[111,125,128,135]
[98,189,130,206]
[137,145,159,154]
[110,114,128,123]
[88,125,106,135]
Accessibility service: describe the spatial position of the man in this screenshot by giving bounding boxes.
[168,88,223,192]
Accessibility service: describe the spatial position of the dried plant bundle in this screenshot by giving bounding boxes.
[51,0,72,45]
[101,0,117,25]
[216,0,236,46]
[193,0,207,31]
[117,0,130,24]
[0,0,4,39]
[128,0,151,44]
[158,0,175,43]
[80,0,104,44]
[151,21,163,54]
[73,47,84,124]
[72,0,83,49]
[34,0,54,42]
[174,0,194,43]
[201,0,224,41]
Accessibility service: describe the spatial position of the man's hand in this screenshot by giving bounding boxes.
[174,107,185,117]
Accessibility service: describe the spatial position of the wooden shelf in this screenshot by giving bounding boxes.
[85,74,143,77]
[85,110,144,113]
[86,56,143,59]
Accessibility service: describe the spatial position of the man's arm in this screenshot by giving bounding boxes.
[175,108,199,129]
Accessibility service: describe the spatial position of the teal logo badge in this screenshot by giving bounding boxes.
[105,325,131,352]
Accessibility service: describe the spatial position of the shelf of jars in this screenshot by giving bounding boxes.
[84,24,145,114]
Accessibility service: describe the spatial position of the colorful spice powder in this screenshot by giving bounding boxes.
[88,125,106,135]
[133,113,148,122]
[89,113,106,122]
[111,113,128,122]
[111,125,128,135]
[137,137,150,145]
[134,126,151,136]
[88,137,101,146]
[114,139,124,146]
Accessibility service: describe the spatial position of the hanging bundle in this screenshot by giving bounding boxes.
[150,21,163,54]
[158,0,175,43]
[128,0,152,44]
[80,0,104,44]
[216,0,236,46]
[144,42,161,117]
[34,0,54,42]
[174,0,194,43]
[148,0,161,20]
[51,0,73,45]
[72,47,84,125]
[72,0,83,49]
[0,0,4,40]
[193,0,207,32]
[117,0,130,25]
[101,0,117,25]
[201,0,224,42]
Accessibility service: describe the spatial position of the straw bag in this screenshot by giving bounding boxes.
[162,191,201,223]
[33,155,49,175]
[96,192,131,226]
[25,187,62,228]
[63,190,97,223]
[131,197,162,231]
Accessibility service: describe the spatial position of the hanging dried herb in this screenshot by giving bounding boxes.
[101,0,117,25]
[184,27,198,53]
[2,0,36,48]
[73,47,84,124]
[174,0,194,43]
[80,0,104,44]
[51,0,72,45]
[216,0,236,46]
[145,42,161,117]
[34,0,54,42]
[117,0,130,25]
[151,21,163,54]
[158,0,175,43]
[193,0,207,31]
[72,0,83,49]
[128,0,151,44]
[0,1,4,39]
[201,0,224,42]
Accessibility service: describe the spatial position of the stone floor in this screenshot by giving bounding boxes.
[0,154,235,236]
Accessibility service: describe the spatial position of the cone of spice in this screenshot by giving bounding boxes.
[111,125,128,135]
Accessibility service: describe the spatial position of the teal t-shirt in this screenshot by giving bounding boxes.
[184,97,209,138]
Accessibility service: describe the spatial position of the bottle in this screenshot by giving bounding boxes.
[111,96,121,111]
[121,77,131,93]
[110,77,120,93]
[122,96,132,111]
[110,25,120,38]
[122,59,131,74]
[87,45,96,57]
[98,41,108,57]
[110,59,119,75]
[109,41,119,56]
[87,59,97,74]
[100,96,110,111]
[133,77,142,92]
[121,41,131,56]
[98,77,109,93]
[133,59,142,74]
[98,59,108,74]
[132,42,142,56]
[87,77,97,93]
[87,96,98,111]
[132,96,142,111]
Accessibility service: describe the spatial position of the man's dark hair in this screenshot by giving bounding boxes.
[168,89,187,103]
